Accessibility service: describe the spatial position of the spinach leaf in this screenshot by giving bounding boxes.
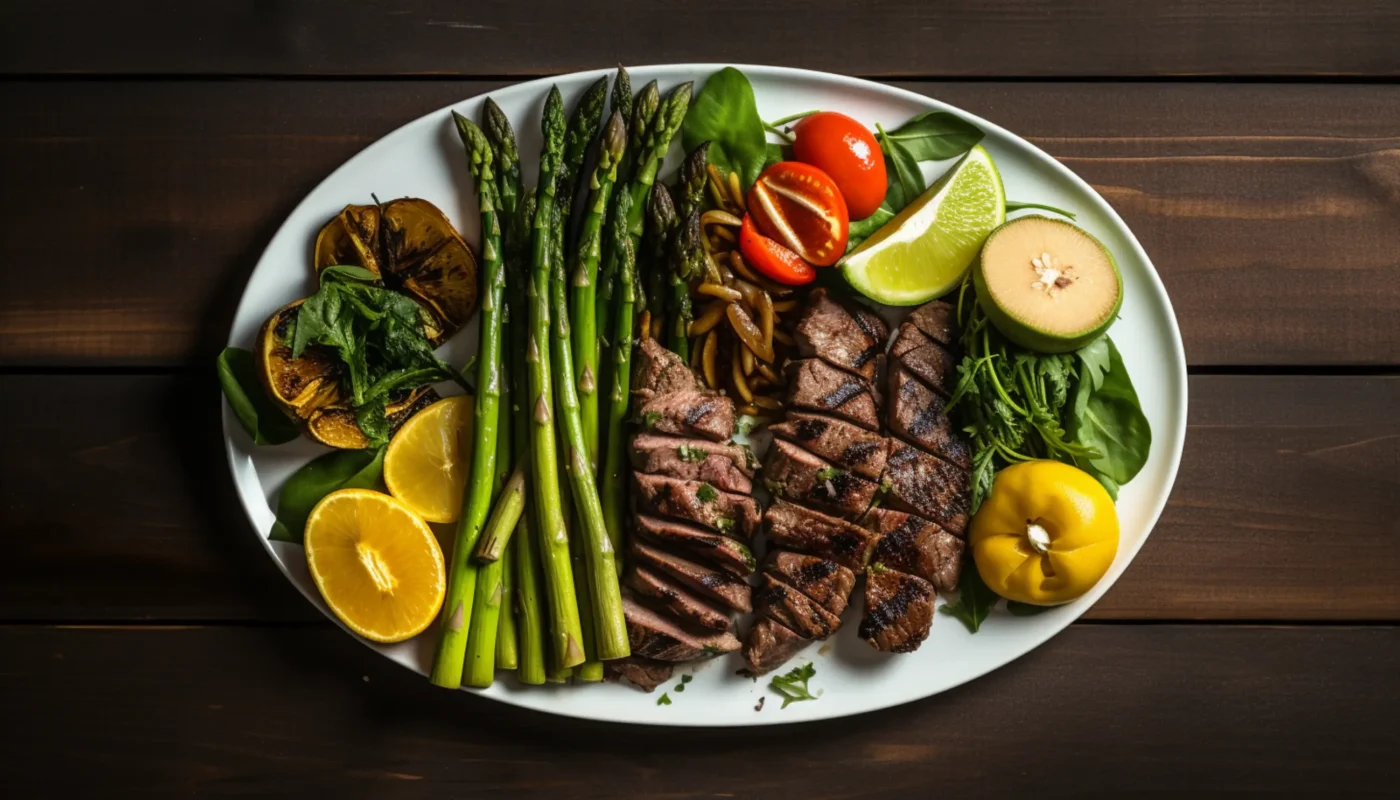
[1006,200,1077,220]
[217,347,300,445]
[1066,337,1152,492]
[1006,601,1052,617]
[683,67,768,189]
[764,142,793,169]
[883,111,983,162]
[877,124,925,202]
[268,446,386,543]
[938,562,999,633]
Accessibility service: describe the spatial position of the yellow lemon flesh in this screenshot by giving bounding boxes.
[304,488,445,643]
[383,394,473,523]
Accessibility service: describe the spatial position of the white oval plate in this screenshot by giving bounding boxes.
[225,65,1186,726]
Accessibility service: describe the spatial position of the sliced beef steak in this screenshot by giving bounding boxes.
[859,567,936,653]
[906,300,957,348]
[768,411,889,480]
[764,500,881,570]
[624,597,741,661]
[633,337,703,395]
[754,574,843,640]
[888,366,971,469]
[605,657,675,692]
[631,473,761,539]
[635,389,735,442]
[861,507,965,592]
[890,322,958,398]
[629,539,753,612]
[627,565,733,631]
[793,288,888,381]
[629,433,754,493]
[763,438,878,518]
[632,514,756,576]
[743,617,809,676]
[764,551,857,617]
[786,358,881,431]
[884,440,971,535]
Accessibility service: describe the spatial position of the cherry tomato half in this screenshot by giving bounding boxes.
[745,161,849,267]
[738,214,816,286]
[792,112,886,221]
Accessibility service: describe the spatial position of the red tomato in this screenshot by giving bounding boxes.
[738,214,816,286]
[792,112,886,221]
[745,161,849,267]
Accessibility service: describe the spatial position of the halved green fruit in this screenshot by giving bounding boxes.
[973,215,1121,353]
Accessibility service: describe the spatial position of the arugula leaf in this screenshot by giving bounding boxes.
[217,347,300,445]
[683,67,768,189]
[1006,200,1077,220]
[769,662,818,709]
[1066,337,1152,491]
[939,563,999,633]
[882,111,984,162]
[268,446,386,543]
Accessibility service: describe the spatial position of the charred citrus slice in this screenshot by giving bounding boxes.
[304,488,445,643]
[383,394,474,523]
[314,204,382,276]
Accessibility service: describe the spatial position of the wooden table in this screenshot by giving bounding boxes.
[5,2,1399,794]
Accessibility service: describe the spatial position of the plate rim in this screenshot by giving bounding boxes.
[223,62,1189,727]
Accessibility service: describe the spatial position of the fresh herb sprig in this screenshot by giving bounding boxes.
[768,662,819,709]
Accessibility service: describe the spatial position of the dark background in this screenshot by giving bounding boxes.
[3,1,1398,796]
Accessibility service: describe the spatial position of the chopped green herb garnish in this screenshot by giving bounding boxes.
[715,516,735,534]
[815,466,844,482]
[681,674,693,684]
[739,442,758,471]
[677,444,707,463]
[656,693,672,706]
[696,483,718,503]
[735,415,763,436]
[643,411,662,430]
[769,662,818,709]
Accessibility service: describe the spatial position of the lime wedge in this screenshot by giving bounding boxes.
[840,145,1005,306]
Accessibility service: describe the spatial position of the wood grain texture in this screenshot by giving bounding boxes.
[7,80,1400,367]
[3,1,1399,78]
[5,624,1396,794]
[6,374,1397,622]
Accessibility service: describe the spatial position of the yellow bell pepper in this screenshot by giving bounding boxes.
[969,460,1119,606]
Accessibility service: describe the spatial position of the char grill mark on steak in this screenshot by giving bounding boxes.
[743,617,809,676]
[627,565,734,631]
[762,438,878,519]
[786,359,881,431]
[754,574,843,640]
[629,434,754,494]
[635,389,735,442]
[906,300,957,348]
[883,440,970,535]
[860,507,964,592]
[890,322,959,398]
[629,539,753,612]
[768,412,889,480]
[631,473,761,539]
[859,568,936,653]
[889,367,971,469]
[605,657,676,692]
[623,596,741,661]
[764,499,881,570]
[764,551,857,617]
[792,288,888,380]
[632,514,756,576]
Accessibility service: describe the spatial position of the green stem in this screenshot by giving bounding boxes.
[767,109,819,127]
[431,112,506,689]
[474,466,526,562]
[762,120,796,142]
[599,225,638,575]
[464,556,504,688]
[512,506,546,685]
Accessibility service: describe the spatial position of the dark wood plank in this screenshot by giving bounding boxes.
[3,1,1399,78]
[6,373,1397,622]
[4,624,1396,794]
[7,80,1400,367]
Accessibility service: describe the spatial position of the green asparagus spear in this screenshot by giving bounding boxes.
[596,79,657,370]
[495,535,518,670]
[528,87,585,670]
[431,112,507,689]
[485,98,521,220]
[675,142,710,221]
[625,82,693,249]
[599,191,637,568]
[669,209,705,358]
[643,183,678,345]
[513,505,546,685]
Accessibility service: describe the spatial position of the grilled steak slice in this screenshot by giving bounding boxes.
[624,596,741,661]
[793,288,888,381]
[884,441,971,535]
[786,358,881,431]
[631,473,761,539]
[633,337,703,395]
[605,656,675,692]
[889,366,971,469]
[890,322,958,398]
[906,300,957,348]
[627,565,733,631]
[764,551,857,617]
[763,438,878,519]
[859,567,936,653]
[635,389,735,442]
[768,411,889,480]
[629,433,754,493]
[764,499,881,570]
[743,617,809,676]
[861,507,965,592]
[755,574,843,640]
[633,514,757,576]
[629,539,753,612]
